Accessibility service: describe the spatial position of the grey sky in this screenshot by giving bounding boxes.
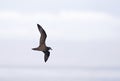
[0,0,120,14]
[0,0,120,81]
[0,0,120,66]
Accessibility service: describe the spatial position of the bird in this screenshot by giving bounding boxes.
[32,24,52,62]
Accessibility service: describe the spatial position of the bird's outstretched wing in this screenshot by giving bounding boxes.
[37,24,47,46]
[43,51,50,62]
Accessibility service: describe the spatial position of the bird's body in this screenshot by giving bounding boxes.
[32,24,52,62]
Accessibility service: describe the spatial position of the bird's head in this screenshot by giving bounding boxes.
[47,47,52,50]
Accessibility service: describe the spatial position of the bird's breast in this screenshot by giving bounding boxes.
[39,44,47,51]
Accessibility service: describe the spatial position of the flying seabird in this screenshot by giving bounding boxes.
[32,24,52,62]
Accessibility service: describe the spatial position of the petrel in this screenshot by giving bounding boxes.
[32,24,52,62]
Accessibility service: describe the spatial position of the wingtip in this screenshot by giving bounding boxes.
[44,57,47,62]
[37,24,40,27]
[44,57,49,62]
[44,53,50,63]
[37,24,43,29]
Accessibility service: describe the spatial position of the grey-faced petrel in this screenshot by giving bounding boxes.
[32,24,52,62]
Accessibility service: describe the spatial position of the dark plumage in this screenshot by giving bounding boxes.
[32,24,52,62]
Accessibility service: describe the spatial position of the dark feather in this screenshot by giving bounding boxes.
[32,24,52,63]
[37,24,47,46]
[43,51,50,62]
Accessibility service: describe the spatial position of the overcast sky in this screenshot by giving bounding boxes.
[0,0,120,67]
[0,0,120,41]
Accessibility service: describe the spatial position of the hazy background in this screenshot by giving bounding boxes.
[0,0,120,81]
